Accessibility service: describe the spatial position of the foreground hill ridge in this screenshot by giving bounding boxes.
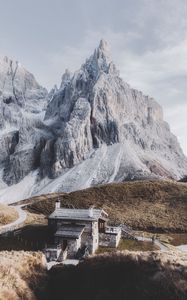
[1,250,186,300]
[46,251,187,300]
[0,40,187,203]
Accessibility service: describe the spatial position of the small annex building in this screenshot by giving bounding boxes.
[45,200,122,261]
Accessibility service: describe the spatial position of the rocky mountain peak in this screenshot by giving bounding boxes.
[0,41,187,202]
[82,39,117,80]
[96,39,111,63]
[43,40,187,185]
[48,84,58,102]
[60,69,72,89]
[0,54,48,132]
[99,39,109,51]
[0,55,47,106]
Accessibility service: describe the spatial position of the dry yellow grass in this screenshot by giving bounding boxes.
[27,180,187,232]
[0,251,46,300]
[0,204,18,226]
[24,211,47,226]
[47,250,187,300]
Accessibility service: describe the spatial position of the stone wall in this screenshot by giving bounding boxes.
[99,231,121,248]
[92,221,99,253]
[45,248,61,262]
[81,221,99,254]
[66,236,82,258]
[50,219,99,255]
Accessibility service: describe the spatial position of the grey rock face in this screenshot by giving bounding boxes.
[0,55,48,185]
[0,56,47,106]
[0,40,187,201]
[43,40,187,182]
[54,97,93,169]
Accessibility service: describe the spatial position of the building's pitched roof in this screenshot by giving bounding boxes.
[55,225,85,239]
[49,208,108,221]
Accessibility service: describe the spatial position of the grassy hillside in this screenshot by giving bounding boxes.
[0,251,46,300]
[0,250,186,300]
[46,251,187,300]
[27,180,187,232]
[0,204,18,226]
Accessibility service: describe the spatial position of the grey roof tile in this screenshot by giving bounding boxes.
[49,208,108,221]
[55,225,85,238]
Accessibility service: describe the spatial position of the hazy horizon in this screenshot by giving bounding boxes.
[0,0,187,155]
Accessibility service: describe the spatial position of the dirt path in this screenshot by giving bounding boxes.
[135,235,169,251]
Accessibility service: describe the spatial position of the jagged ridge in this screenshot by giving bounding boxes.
[42,40,187,181]
[0,40,187,203]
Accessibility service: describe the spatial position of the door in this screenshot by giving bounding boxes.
[62,239,68,250]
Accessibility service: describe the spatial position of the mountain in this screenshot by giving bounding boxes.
[0,41,187,203]
[0,55,47,118]
[0,55,48,189]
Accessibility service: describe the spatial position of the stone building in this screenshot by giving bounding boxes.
[45,200,122,261]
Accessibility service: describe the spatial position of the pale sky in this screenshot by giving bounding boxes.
[0,0,187,154]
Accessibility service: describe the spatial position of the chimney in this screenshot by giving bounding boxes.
[55,199,61,209]
[89,206,94,218]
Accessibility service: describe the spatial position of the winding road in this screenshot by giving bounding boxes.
[0,205,27,235]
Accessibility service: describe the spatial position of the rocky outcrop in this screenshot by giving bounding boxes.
[0,41,187,201]
[0,56,47,105]
[0,55,48,184]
